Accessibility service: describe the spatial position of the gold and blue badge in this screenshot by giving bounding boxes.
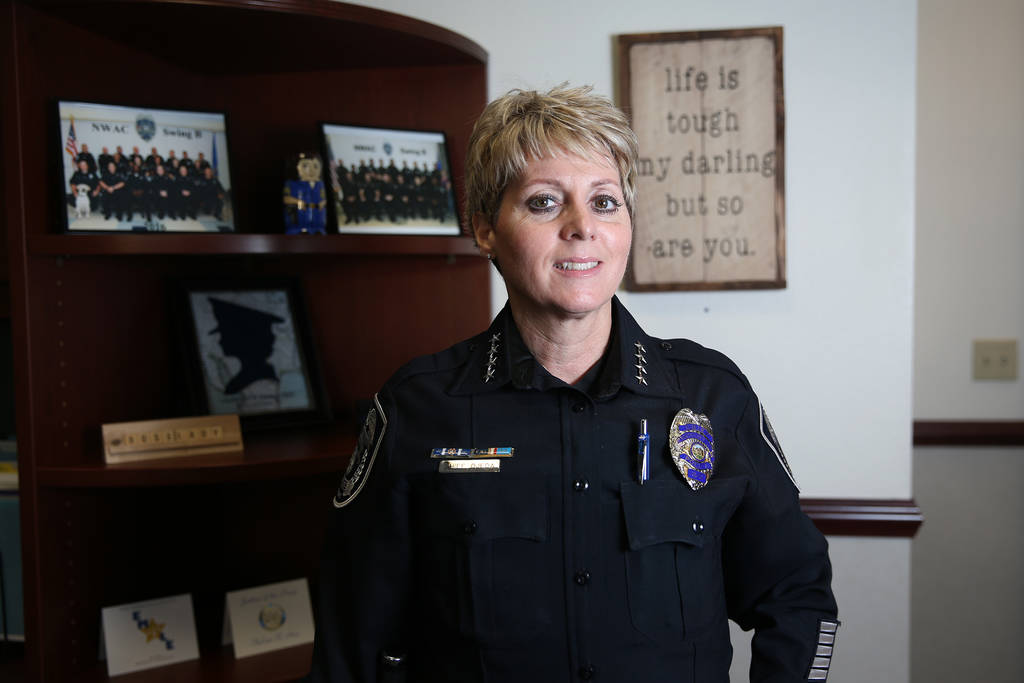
[670,408,714,491]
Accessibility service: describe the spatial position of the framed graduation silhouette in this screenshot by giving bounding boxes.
[178,278,330,431]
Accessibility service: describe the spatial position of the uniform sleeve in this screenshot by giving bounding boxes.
[309,390,412,682]
[723,394,839,682]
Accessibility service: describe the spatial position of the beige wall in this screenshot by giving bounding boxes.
[911,447,1024,683]
[913,1,1024,681]
[915,0,1024,420]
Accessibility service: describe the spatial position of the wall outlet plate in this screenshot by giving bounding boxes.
[972,339,1018,380]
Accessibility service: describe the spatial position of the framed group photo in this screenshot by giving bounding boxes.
[178,279,330,431]
[56,100,235,233]
[321,123,461,235]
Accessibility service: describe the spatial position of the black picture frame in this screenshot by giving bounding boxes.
[56,99,235,233]
[177,278,331,432]
[320,122,461,235]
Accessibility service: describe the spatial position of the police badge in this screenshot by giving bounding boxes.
[135,112,156,142]
[670,408,714,491]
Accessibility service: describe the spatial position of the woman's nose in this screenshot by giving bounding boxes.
[559,202,596,240]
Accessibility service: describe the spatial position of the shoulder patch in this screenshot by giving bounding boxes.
[759,398,798,490]
[333,394,388,508]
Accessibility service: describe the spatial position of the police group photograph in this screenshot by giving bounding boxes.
[57,101,234,233]
[321,123,460,235]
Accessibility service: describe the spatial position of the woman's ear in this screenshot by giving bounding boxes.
[472,212,495,254]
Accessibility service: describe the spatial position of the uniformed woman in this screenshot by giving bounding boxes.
[311,84,839,683]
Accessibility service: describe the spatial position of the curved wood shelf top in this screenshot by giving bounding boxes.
[25,0,488,73]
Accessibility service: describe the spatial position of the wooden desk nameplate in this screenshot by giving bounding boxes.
[102,415,243,464]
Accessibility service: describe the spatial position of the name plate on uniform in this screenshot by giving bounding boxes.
[100,594,200,677]
[222,578,315,659]
[438,459,502,473]
[102,415,243,464]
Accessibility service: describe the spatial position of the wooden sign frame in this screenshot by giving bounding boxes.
[617,27,786,291]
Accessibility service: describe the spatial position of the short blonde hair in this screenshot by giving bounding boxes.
[464,84,639,230]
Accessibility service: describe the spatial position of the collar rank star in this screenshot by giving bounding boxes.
[633,341,648,386]
[670,408,715,491]
[483,332,501,383]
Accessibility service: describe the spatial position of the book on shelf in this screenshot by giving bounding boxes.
[0,481,23,641]
[0,440,14,491]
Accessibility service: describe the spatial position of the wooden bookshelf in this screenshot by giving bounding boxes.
[1,1,489,678]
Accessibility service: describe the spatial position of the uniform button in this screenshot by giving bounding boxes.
[574,570,591,586]
[572,403,585,413]
[692,518,704,535]
[661,341,672,350]
[578,664,595,679]
[468,343,477,351]
[463,520,478,535]
[573,478,590,492]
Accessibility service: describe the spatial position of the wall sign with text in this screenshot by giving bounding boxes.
[617,27,785,291]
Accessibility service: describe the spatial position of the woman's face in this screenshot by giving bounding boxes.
[474,152,631,322]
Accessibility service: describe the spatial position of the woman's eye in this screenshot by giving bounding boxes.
[527,194,557,212]
[593,195,623,213]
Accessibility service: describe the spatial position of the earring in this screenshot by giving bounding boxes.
[485,252,493,261]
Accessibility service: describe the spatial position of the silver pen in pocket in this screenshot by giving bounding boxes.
[637,418,650,484]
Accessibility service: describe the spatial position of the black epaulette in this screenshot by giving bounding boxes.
[656,337,751,389]
[382,333,480,390]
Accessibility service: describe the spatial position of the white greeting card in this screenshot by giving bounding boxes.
[100,593,200,676]
[223,578,315,659]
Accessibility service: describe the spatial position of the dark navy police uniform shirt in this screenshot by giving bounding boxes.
[311,297,839,683]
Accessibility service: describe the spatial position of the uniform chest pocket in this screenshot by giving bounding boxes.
[416,475,553,646]
[620,480,726,647]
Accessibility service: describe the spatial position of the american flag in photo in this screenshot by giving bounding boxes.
[65,117,78,159]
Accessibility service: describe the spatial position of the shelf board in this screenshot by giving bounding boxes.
[37,429,353,487]
[28,233,481,257]
[73,643,312,683]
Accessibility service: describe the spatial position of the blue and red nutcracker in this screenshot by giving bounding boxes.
[283,152,327,234]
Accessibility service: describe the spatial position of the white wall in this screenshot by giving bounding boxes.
[341,1,918,681]
[915,0,1024,420]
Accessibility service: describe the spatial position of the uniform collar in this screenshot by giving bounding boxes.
[449,297,674,398]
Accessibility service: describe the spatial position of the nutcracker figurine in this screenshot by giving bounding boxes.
[283,152,327,234]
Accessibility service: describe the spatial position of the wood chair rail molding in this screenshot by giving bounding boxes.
[913,420,1024,446]
[801,498,923,537]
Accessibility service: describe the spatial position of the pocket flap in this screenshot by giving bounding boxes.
[621,480,708,550]
[421,476,548,542]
